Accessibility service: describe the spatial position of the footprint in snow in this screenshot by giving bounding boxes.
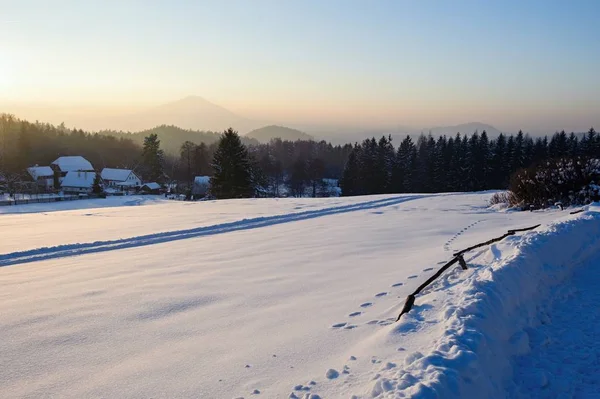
[326,369,340,379]
[348,311,362,317]
[408,275,418,279]
[423,267,434,272]
[360,302,373,308]
[332,322,347,328]
[367,320,380,325]
[344,325,357,330]
[375,292,388,297]
[391,282,403,287]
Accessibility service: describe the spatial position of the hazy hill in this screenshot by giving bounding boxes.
[105,125,259,155]
[246,125,313,143]
[110,96,261,133]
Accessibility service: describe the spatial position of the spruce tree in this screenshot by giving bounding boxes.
[92,173,104,194]
[340,146,361,196]
[210,128,254,199]
[142,133,165,182]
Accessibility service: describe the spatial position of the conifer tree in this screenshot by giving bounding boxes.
[142,133,165,182]
[92,173,104,194]
[340,146,361,196]
[210,128,255,199]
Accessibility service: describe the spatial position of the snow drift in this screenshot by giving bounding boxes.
[379,206,600,398]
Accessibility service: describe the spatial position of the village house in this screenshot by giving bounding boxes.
[27,166,55,190]
[51,156,94,183]
[140,182,161,194]
[101,168,142,191]
[60,171,98,194]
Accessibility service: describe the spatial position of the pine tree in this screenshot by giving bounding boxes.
[478,130,491,190]
[491,133,506,188]
[142,133,165,182]
[92,173,104,194]
[180,141,195,189]
[393,136,416,192]
[210,128,255,199]
[340,146,361,196]
[376,136,395,193]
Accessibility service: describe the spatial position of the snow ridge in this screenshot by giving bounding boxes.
[373,210,600,398]
[0,195,426,267]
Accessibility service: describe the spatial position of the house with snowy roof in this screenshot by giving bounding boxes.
[27,165,55,190]
[140,182,161,194]
[101,168,142,190]
[60,171,98,194]
[51,156,94,183]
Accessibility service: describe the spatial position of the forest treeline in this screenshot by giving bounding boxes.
[340,129,599,196]
[1,113,597,200]
[0,114,351,195]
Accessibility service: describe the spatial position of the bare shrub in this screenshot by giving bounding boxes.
[509,157,600,209]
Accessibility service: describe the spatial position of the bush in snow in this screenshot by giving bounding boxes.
[489,191,517,207]
[509,157,600,208]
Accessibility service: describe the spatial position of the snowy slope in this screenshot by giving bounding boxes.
[0,193,587,398]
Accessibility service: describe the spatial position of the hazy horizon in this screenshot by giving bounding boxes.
[2,1,599,134]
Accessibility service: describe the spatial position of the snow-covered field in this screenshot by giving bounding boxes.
[1,193,598,398]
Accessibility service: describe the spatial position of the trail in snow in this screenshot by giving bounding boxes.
[509,256,600,398]
[0,195,425,267]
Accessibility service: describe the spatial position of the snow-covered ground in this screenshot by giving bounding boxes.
[0,193,597,398]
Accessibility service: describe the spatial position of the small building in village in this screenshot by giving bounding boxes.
[51,156,94,183]
[60,171,98,194]
[140,182,161,194]
[101,168,142,191]
[27,166,55,190]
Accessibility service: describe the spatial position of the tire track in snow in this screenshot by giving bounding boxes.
[0,195,429,267]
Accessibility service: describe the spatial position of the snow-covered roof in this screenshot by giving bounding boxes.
[61,171,96,188]
[101,168,134,182]
[27,166,54,179]
[142,182,161,190]
[194,176,211,185]
[51,156,94,172]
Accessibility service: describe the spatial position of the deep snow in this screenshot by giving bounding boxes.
[0,193,597,398]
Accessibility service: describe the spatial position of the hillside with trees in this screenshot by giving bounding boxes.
[103,125,259,155]
[246,125,313,143]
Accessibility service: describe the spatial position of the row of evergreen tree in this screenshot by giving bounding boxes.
[340,129,599,196]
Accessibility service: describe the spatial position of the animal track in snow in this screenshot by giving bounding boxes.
[360,302,373,308]
[331,322,347,328]
[391,282,403,287]
[423,267,434,272]
[348,311,362,317]
[407,275,418,279]
[375,292,388,297]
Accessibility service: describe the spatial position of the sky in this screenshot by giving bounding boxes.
[1,0,599,133]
